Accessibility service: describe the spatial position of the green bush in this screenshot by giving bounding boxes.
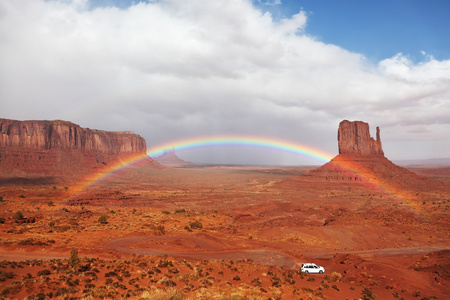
[98,215,108,224]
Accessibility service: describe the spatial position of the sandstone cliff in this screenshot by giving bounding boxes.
[0,119,146,154]
[338,120,383,156]
[306,120,435,188]
[0,118,150,177]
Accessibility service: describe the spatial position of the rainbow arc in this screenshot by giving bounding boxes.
[71,135,418,214]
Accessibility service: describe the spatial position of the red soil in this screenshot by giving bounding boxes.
[0,164,449,299]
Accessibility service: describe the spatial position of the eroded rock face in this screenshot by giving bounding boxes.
[338,120,383,156]
[0,119,146,154]
[0,118,148,177]
[306,120,438,188]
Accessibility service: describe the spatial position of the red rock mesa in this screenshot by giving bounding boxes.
[0,119,150,177]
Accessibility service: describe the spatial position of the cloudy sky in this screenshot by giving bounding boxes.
[1,0,449,165]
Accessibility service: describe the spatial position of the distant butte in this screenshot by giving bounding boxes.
[306,120,438,189]
[154,147,193,167]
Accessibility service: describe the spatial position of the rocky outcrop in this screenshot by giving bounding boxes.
[154,147,193,167]
[0,119,146,154]
[306,120,436,188]
[338,120,383,156]
[0,118,150,177]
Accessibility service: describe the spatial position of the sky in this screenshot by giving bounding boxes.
[1,0,449,165]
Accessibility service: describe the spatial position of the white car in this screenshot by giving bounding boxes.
[300,263,325,274]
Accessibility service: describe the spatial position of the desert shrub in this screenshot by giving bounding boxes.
[19,194,25,198]
[13,210,24,220]
[48,201,54,206]
[0,196,3,202]
[138,288,183,300]
[29,292,47,300]
[105,271,119,278]
[68,248,80,270]
[98,215,108,224]
[160,278,177,287]
[18,238,36,245]
[331,271,342,282]
[157,258,173,268]
[0,218,4,224]
[189,220,203,229]
[361,287,377,299]
[332,284,340,291]
[0,270,15,281]
[162,211,171,215]
[48,220,56,228]
[84,283,96,289]
[152,225,165,235]
[175,209,186,213]
[56,225,71,232]
[37,269,51,276]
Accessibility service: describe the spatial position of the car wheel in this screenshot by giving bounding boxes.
[319,270,323,274]
[305,270,309,273]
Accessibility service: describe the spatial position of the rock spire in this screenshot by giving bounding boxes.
[338,120,383,156]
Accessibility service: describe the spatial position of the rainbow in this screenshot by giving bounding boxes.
[72,153,152,195]
[71,135,333,196]
[147,135,334,163]
[73,135,419,215]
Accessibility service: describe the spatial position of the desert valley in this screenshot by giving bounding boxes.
[0,118,448,300]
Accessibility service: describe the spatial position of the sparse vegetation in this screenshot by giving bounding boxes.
[12,210,24,220]
[362,287,377,299]
[189,220,203,230]
[98,215,108,224]
[68,248,80,270]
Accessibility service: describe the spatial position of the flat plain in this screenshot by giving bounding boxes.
[0,162,449,299]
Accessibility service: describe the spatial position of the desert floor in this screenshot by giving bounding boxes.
[0,163,449,299]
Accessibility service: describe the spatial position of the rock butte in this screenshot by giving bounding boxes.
[306,120,434,188]
[0,118,156,177]
[154,147,193,167]
[338,120,383,156]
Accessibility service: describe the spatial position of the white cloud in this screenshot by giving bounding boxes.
[0,0,449,164]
